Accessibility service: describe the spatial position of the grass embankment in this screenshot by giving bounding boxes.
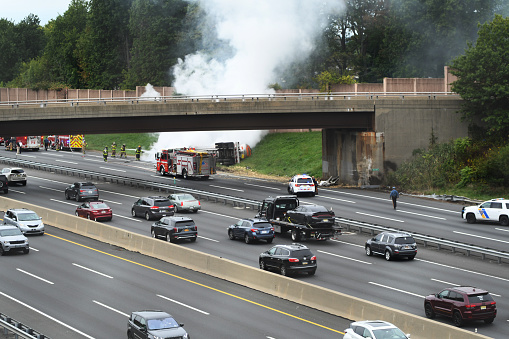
[83,133,158,156]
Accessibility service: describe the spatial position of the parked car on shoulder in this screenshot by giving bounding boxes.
[127,310,189,339]
[151,216,197,242]
[259,243,316,276]
[424,286,496,327]
[461,198,509,226]
[343,320,410,339]
[0,226,30,255]
[1,167,27,186]
[3,208,44,235]
[365,231,417,261]
[168,193,201,213]
[65,182,99,202]
[228,218,274,244]
[75,201,112,221]
[131,196,175,221]
[285,204,335,227]
[287,174,316,196]
[0,174,8,194]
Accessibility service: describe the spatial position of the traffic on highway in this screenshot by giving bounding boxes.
[0,148,508,338]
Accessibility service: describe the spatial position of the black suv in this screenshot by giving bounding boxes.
[365,231,417,261]
[151,216,197,242]
[227,218,274,244]
[127,310,189,339]
[131,196,175,221]
[0,174,8,194]
[65,182,99,202]
[259,243,317,276]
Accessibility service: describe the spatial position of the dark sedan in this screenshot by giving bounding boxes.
[285,204,335,227]
[151,216,197,243]
[228,218,274,244]
[65,182,99,202]
[75,201,112,221]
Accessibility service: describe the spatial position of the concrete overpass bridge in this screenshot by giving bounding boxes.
[0,93,466,186]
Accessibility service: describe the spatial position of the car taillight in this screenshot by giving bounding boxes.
[295,184,301,187]
[80,189,85,193]
[465,304,475,310]
[181,202,184,206]
[270,227,274,231]
[173,227,178,232]
[251,228,258,233]
[311,256,316,260]
[198,201,201,206]
[150,206,159,209]
[288,258,299,262]
[169,205,174,208]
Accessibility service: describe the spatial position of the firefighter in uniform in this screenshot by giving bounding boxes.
[135,145,141,161]
[82,138,87,155]
[120,144,126,158]
[111,142,116,158]
[103,147,108,162]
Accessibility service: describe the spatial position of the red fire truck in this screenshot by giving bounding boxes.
[156,148,217,179]
[4,136,41,151]
[47,135,84,151]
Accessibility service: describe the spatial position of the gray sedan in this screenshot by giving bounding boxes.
[168,193,201,213]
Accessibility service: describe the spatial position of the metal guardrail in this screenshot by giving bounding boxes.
[2,155,508,264]
[0,313,51,339]
[336,217,509,264]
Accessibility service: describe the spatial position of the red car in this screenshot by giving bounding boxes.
[75,201,112,221]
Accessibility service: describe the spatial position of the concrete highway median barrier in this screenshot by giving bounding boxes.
[0,197,491,339]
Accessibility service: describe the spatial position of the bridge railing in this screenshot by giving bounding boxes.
[0,92,459,108]
[0,312,51,339]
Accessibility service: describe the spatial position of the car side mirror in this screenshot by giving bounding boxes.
[13,217,17,221]
[179,323,184,327]
[140,325,147,332]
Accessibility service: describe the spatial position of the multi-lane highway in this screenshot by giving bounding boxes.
[1,149,508,338]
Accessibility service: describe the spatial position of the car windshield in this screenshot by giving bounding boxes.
[394,236,415,244]
[468,293,494,303]
[154,200,171,207]
[91,203,109,209]
[253,222,272,228]
[373,328,407,339]
[178,194,195,200]
[0,228,23,237]
[297,178,312,183]
[147,317,179,330]
[17,213,40,221]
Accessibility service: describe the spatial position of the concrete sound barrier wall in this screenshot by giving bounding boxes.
[0,197,491,339]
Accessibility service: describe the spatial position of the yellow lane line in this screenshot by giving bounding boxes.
[47,233,344,334]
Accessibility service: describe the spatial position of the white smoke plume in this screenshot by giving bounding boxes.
[139,83,161,100]
[148,0,344,159]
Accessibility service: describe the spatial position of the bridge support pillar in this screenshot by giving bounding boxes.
[322,129,384,187]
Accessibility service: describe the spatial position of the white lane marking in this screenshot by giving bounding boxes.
[355,212,404,223]
[84,158,107,163]
[99,189,139,199]
[73,263,114,279]
[325,189,458,214]
[244,183,281,191]
[19,154,36,158]
[51,153,64,157]
[157,294,209,315]
[40,186,63,192]
[30,176,68,185]
[8,189,25,194]
[495,228,509,233]
[198,235,219,242]
[397,209,446,220]
[29,247,39,251]
[112,214,142,222]
[453,230,509,245]
[209,184,244,192]
[101,199,122,205]
[99,167,126,172]
[16,268,54,285]
[92,300,130,317]
[431,278,458,285]
[368,282,425,298]
[50,198,78,207]
[0,291,94,338]
[55,159,78,164]
[317,250,372,264]
[316,195,356,204]
[329,239,364,248]
[151,175,180,181]
[200,210,239,220]
[416,258,509,283]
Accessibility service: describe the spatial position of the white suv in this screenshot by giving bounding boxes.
[462,198,509,226]
[343,320,410,339]
[1,167,27,186]
[287,174,316,196]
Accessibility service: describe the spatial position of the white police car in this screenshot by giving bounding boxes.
[287,174,316,196]
[462,198,509,226]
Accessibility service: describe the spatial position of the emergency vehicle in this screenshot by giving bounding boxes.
[156,148,216,179]
[462,198,509,226]
[4,136,40,151]
[48,135,84,151]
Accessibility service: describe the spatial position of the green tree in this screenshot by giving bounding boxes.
[450,14,509,139]
[0,19,17,83]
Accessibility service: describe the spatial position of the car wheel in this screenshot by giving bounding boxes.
[291,229,301,242]
[266,238,273,244]
[408,255,415,260]
[23,248,29,254]
[159,167,165,176]
[22,181,26,186]
[385,250,392,261]
[128,331,134,339]
[166,233,173,243]
[75,194,80,202]
[452,311,463,327]
[500,215,509,226]
[308,269,316,276]
[484,317,495,324]
[424,303,436,319]
[259,260,267,270]
[365,246,373,256]
[182,169,188,179]
[145,212,151,221]
[287,186,292,194]
[3,189,7,194]
[280,265,288,276]
[75,211,79,217]
[244,233,251,244]
[190,237,197,242]
[65,191,70,200]
[0,245,4,256]
[228,229,236,240]
[87,214,93,220]
[466,213,476,224]
[151,229,157,238]
[131,209,136,217]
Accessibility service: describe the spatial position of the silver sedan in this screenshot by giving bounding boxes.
[168,193,201,213]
